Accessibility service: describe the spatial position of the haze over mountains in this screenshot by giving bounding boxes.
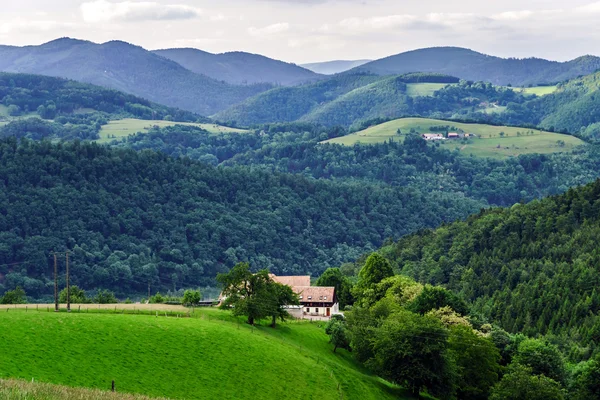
[301,60,372,75]
[1,38,599,120]
[154,48,322,86]
[354,47,600,86]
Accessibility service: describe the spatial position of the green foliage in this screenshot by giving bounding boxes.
[182,290,202,306]
[149,293,165,304]
[58,286,90,304]
[489,365,565,400]
[326,318,352,353]
[357,253,394,291]
[0,287,26,304]
[408,286,469,316]
[217,263,274,325]
[267,282,299,327]
[513,339,566,384]
[365,310,455,399]
[94,289,118,304]
[569,353,600,400]
[448,325,501,400]
[315,268,354,308]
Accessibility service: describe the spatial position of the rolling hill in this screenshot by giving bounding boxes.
[0,308,406,399]
[353,47,600,86]
[0,38,272,116]
[301,59,372,75]
[323,117,584,159]
[154,48,322,86]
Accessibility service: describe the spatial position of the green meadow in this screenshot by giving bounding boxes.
[322,117,584,159]
[97,119,248,143]
[512,85,558,96]
[0,308,408,400]
[405,83,450,97]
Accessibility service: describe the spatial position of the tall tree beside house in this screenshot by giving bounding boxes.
[217,262,274,325]
[267,282,299,327]
[315,267,354,309]
[354,253,394,304]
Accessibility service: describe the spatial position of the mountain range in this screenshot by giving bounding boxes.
[354,47,600,86]
[301,59,371,75]
[153,48,322,86]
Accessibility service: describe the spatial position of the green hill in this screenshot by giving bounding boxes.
[323,117,584,159]
[153,48,322,86]
[379,178,600,343]
[301,59,372,75]
[0,38,272,115]
[0,309,405,399]
[354,47,600,86]
[0,139,482,299]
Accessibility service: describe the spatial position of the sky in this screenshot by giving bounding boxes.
[1,0,600,64]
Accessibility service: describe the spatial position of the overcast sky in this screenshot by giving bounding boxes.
[1,0,600,63]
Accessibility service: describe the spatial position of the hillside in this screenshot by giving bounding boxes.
[215,73,472,126]
[154,48,322,86]
[0,309,405,399]
[301,59,372,74]
[323,117,584,159]
[0,38,272,115]
[0,139,483,299]
[379,178,600,343]
[354,47,600,86]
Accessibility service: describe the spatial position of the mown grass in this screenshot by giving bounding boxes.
[97,119,248,143]
[0,308,408,400]
[405,83,451,97]
[0,379,168,400]
[513,85,558,96]
[322,117,584,159]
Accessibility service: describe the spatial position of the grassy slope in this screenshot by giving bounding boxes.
[516,85,558,96]
[97,119,248,143]
[405,83,450,97]
[0,379,167,400]
[0,308,407,400]
[322,117,584,159]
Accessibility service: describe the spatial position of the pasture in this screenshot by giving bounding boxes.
[405,83,450,97]
[97,119,248,143]
[511,85,558,96]
[0,308,408,400]
[322,117,584,159]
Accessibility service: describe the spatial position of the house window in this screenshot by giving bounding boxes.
[306,308,310,313]
[319,296,323,300]
[316,308,319,313]
[299,295,303,300]
[324,296,327,300]
[307,296,312,300]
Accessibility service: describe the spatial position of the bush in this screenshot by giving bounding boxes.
[0,287,26,304]
[94,289,118,304]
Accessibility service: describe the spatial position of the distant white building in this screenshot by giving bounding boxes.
[271,275,339,319]
[422,133,445,141]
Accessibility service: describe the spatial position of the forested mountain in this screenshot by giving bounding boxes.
[354,47,600,86]
[0,139,483,299]
[504,71,600,139]
[379,178,600,346]
[153,48,322,86]
[215,74,530,127]
[0,73,206,140]
[301,59,372,75]
[0,38,272,115]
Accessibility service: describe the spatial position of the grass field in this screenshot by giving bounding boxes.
[512,85,558,96]
[97,119,249,143]
[405,83,450,97]
[483,105,507,114]
[0,379,167,400]
[322,117,584,159]
[0,308,409,400]
[0,105,9,117]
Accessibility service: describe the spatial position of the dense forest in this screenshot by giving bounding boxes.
[118,124,600,208]
[0,139,483,299]
[376,178,600,350]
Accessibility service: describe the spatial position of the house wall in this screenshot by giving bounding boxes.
[302,303,335,317]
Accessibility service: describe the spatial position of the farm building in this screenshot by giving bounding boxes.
[422,133,445,141]
[447,132,460,138]
[271,275,339,319]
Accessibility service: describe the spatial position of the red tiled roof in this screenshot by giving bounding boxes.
[294,286,335,304]
[271,275,311,287]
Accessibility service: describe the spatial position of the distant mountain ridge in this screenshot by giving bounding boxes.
[353,47,600,86]
[153,48,323,86]
[0,38,272,116]
[301,60,372,75]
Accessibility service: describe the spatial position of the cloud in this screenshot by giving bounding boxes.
[248,22,290,36]
[492,10,534,20]
[577,1,600,12]
[0,20,79,34]
[80,0,202,23]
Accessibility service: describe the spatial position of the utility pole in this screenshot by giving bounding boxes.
[54,253,59,312]
[66,251,71,313]
[148,281,151,300]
